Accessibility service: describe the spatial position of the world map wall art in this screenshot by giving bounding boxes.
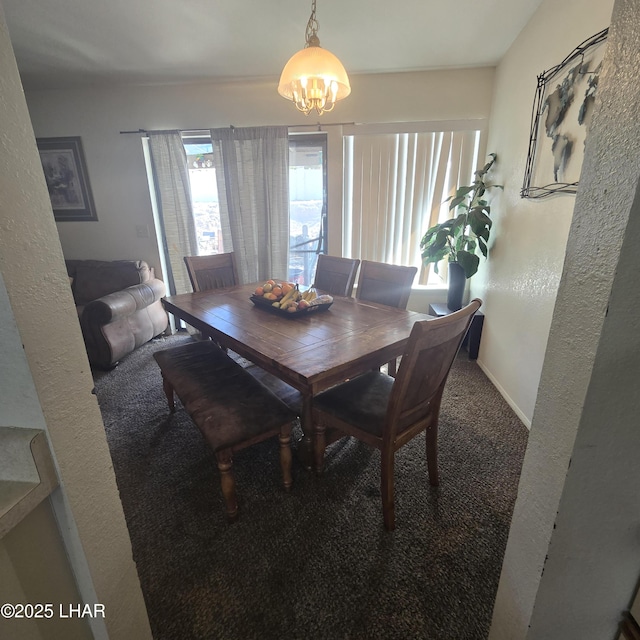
[521,28,608,199]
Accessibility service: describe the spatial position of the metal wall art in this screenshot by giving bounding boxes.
[521,28,608,199]
[36,136,98,221]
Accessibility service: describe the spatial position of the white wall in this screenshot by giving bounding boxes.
[471,0,614,426]
[0,4,152,637]
[23,67,494,291]
[488,0,640,638]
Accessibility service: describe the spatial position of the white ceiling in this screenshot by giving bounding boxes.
[2,0,543,91]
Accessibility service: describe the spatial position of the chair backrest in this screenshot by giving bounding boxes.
[184,253,239,293]
[313,254,360,297]
[385,299,482,444]
[355,260,418,309]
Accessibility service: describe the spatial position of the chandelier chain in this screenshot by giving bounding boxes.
[305,0,319,47]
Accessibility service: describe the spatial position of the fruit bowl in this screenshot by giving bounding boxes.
[249,280,333,317]
[249,294,333,317]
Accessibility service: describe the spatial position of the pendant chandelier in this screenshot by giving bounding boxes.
[277,0,351,116]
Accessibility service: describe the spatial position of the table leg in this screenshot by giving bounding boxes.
[314,416,326,477]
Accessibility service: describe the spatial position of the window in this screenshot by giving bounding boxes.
[288,133,327,285]
[180,132,327,285]
[182,136,223,256]
[343,124,482,285]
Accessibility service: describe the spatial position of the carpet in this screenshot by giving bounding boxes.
[93,334,528,640]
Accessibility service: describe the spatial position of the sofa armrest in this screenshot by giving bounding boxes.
[82,278,166,324]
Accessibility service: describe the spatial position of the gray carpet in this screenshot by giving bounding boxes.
[93,334,528,640]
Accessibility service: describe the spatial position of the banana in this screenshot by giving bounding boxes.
[302,288,317,302]
[279,284,299,306]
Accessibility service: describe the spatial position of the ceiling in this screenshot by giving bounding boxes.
[2,0,543,91]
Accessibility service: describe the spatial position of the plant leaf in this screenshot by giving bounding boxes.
[457,250,480,279]
[455,185,475,198]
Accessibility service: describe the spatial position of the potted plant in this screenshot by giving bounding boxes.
[420,153,502,310]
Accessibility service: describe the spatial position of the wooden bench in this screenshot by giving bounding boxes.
[153,340,298,522]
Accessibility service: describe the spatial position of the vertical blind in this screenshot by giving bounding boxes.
[343,127,481,284]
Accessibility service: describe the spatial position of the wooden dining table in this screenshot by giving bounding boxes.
[161,283,433,471]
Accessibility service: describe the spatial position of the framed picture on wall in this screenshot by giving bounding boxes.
[36,136,98,221]
[521,28,608,199]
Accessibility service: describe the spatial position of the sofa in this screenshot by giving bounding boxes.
[66,259,168,369]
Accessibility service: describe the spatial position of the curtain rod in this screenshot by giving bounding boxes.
[119,122,356,135]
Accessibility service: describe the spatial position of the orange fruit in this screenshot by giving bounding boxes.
[254,286,264,296]
[266,279,276,286]
[272,285,283,297]
[282,283,293,295]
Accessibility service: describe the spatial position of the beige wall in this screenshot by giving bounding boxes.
[0,5,152,638]
[471,0,615,426]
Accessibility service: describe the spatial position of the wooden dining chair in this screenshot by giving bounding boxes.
[312,299,482,531]
[355,259,417,309]
[313,254,360,297]
[184,252,239,292]
[355,260,418,375]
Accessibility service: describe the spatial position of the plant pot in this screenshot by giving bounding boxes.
[447,262,465,311]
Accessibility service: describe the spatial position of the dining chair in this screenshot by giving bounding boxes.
[184,252,239,292]
[312,299,482,531]
[313,254,360,297]
[355,260,418,375]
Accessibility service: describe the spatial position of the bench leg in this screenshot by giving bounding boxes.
[216,452,238,523]
[161,373,175,412]
[279,426,293,491]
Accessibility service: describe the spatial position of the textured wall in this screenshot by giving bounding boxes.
[0,6,152,639]
[527,0,640,635]
[490,0,640,637]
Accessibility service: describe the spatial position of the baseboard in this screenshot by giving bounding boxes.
[476,358,532,430]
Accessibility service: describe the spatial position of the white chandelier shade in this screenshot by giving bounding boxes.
[277,0,351,116]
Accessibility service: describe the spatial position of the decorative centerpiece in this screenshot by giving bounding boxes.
[250,280,333,316]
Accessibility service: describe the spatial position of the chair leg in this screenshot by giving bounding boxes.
[161,373,175,412]
[216,451,238,523]
[425,423,440,486]
[279,426,293,491]
[381,450,396,531]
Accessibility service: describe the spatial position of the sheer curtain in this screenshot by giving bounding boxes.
[210,126,289,284]
[147,131,198,295]
[343,127,481,284]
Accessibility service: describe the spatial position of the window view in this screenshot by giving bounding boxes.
[183,133,328,284]
[288,134,327,285]
[183,139,222,256]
